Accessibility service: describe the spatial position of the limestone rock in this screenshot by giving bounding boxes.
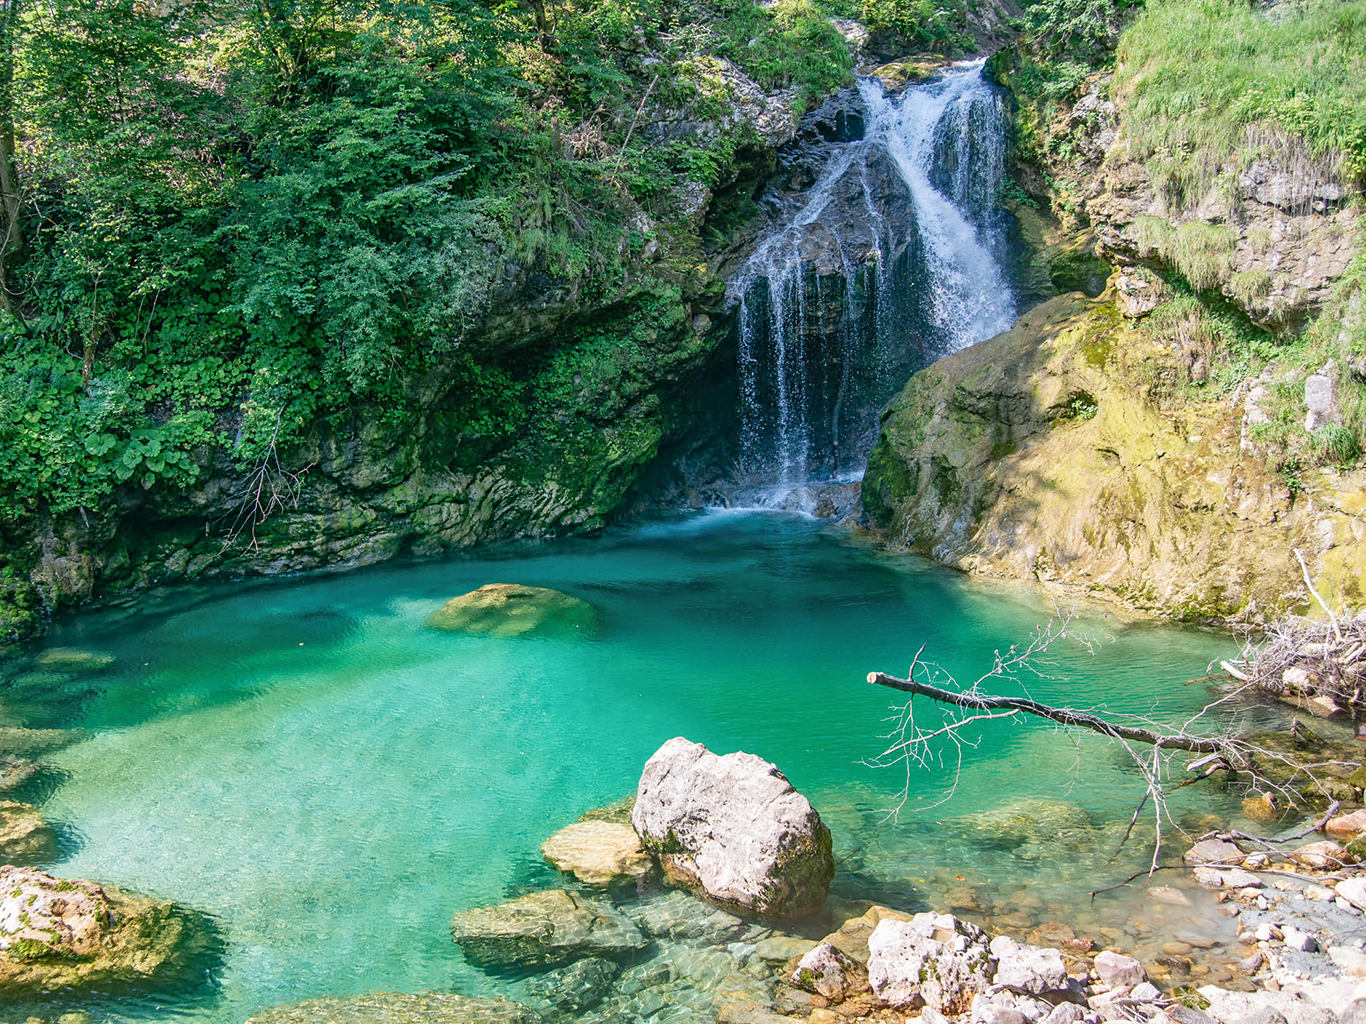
[1093,950,1146,988]
[1116,268,1168,318]
[426,585,595,637]
[1183,839,1242,867]
[0,865,213,996]
[866,912,994,1012]
[0,801,55,861]
[989,935,1068,995]
[541,821,652,886]
[1288,840,1354,871]
[450,889,648,969]
[1336,877,1366,911]
[791,942,868,1001]
[245,992,544,1024]
[1325,809,1366,842]
[631,737,835,918]
[1304,363,1340,431]
[860,291,1366,622]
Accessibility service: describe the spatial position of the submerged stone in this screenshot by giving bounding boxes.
[451,889,648,969]
[541,820,652,886]
[0,728,83,760]
[0,801,55,861]
[245,992,543,1024]
[33,649,114,674]
[426,585,595,637]
[0,757,39,793]
[0,866,215,997]
[956,798,1094,850]
[527,957,619,1012]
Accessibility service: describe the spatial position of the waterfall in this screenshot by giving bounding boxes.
[726,60,1015,506]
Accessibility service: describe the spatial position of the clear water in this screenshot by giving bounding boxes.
[9,513,1250,1022]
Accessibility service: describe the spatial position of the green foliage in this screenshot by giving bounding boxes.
[1,0,842,527]
[842,0,974,52]
[1117,0,1366,207]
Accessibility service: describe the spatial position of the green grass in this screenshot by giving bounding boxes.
[1116,0,1366,209]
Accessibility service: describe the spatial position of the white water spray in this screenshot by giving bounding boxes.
[729,60,1016,503]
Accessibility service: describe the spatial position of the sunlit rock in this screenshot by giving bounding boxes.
[0,866,215,997]
[426,584,595,637]
[632,737,835,919]
[541,820,652,886]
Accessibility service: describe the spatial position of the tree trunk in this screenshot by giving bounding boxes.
[0,0,23,312]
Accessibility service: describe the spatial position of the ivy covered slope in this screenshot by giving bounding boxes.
[864,0,1366,621]
[0,0,863,643]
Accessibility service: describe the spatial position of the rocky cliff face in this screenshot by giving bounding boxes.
[863,291,1366,620]
[860,24,1366,621]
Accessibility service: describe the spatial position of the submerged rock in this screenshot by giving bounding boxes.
[632,737,835,919]
[0,801,55,861]
[527,956,619,1012]
[541,820,652,886]
[427,584,595,637]
[0,728,82,759]
[0,757,39,793]
[956,798,1094,850]
[32,649,114,674]
[245,992,543,1024]
[451,889,648,969]
[0,866,214,996]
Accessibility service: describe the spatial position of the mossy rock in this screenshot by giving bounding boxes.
[427,585,596,638]
[0,866,219,998]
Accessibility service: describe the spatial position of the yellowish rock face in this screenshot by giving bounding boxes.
[541,821,652,886]
[426,584,596,637]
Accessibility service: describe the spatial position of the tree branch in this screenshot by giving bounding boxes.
[866,671,1234,755]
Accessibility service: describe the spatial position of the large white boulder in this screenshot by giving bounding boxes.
[631,737,834,918]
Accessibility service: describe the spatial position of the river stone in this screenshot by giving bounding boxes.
[245,992,543,1024]
[0,728,82,759]
[632,737,835,919]
[541,821,652,886]
[1288,840,1354,870]
[1093,950,1146,988]
[989,935,1068,994]
[1336,877,1366,910]
[1326,809,1366,841]
[1183,839,1242,867]
[0,801,55,860]
[866,912,994,1012]
[451,889,647,969]
[0,865,212,996]
[426,585,595,637]
[792,941,867,1000]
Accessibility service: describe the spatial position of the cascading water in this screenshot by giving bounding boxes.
[727,60,1016,504]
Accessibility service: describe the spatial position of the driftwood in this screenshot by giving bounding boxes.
[1223,611,1366,712]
